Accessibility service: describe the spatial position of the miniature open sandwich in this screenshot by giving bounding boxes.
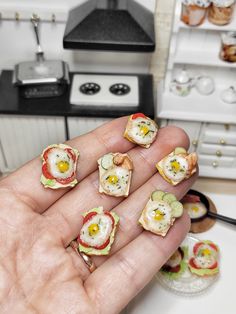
[98,152,133,197]
[40,144,79,189]
[188,240,219,277]
[161,246,188,280]
[156,147,197,186]
[78,207,119,256]
[124,113,158,148]
[139,190,184,237]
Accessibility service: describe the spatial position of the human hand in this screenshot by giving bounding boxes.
[0,117,197,314]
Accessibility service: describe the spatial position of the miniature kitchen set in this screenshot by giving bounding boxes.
[0,0,235,314]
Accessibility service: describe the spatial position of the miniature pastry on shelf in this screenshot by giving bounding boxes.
[188,240,219,276]
[220,32,236,63]
[139,190,184,237]
[124,113,158,148]
[208,0,235,26]
[161,246,188,279]
[98,152,133,197]
[181,0,211,27]
[156,147,198,186]
[78,207,119,256]
[40,143,79,189]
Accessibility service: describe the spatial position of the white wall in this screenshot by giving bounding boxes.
[0,0,156,73]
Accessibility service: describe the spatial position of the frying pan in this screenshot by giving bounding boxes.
[183,189,236,226]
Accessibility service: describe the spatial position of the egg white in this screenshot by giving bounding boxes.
[194,244,217,269]
[128,117,157,145]
[80,214,113,247]
[47,148,74,179]
[163,155,188,182]
[143,200,172,233]
[165,249,182,268]
[184,202,207,219]
[101,167,130,196]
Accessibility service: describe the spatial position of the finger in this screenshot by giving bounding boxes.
[0,117,134,213]
[44,126,190,246]
[92,169,198,267]
[85,212,190,314]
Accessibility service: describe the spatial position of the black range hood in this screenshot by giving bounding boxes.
[63,0,155,52]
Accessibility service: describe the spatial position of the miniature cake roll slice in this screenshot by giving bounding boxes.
[156,147,197,186]
[161,246,188,280]
[78,207,119,256]
[98,152,133,197]
[124,113,158,148]
[188,240,219,277]
[139,190,184,237]
[40,143,79,189]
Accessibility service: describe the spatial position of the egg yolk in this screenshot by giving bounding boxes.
[201,248,211,257]
[107,175,119,185]
[88,223,100,236]
[154,210,165,221]
[140,125,149,136]
[171,160,181,172]
[57,161,69,173]
[192,206,199,212]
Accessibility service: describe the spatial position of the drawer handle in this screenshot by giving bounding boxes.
[219,138,226,145]
[192,139,198,147]
[215,150,222,157]
[212,161,219,168]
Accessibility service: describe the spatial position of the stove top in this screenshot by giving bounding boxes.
[70,74,139,107]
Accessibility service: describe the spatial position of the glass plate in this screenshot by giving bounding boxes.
[156,234,219,296]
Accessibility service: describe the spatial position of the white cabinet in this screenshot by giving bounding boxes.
[68,117,113,139]
[166,120,201,152]
[0,115,66,172]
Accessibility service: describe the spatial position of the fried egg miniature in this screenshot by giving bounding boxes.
[161,247,188,280]
[124,113,158,148]
[139,190,184,237]
[98,152,133,197]
[41,144,79,189]
[78,207,119,256]
[184,202,207,219]
[189,240,219,277]
[156,147,198,186]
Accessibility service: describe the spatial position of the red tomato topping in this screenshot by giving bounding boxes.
[105,212,115,228]
[65,148,77,162]
[181,194,201,204]
[169,265,181,273]
[42,163,54,180]
[94,238,110,250]
[193,242,204,255]
[208,242,218,252]
[131,113,146,120]
[189,258,201,269]
[43,147,53,161]
[83,212,98,224]
[77,236,90,248]
[55,173,75,185]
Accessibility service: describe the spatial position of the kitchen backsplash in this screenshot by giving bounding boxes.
[0,0,157,73]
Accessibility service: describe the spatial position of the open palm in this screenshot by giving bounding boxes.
[0,117,197,314]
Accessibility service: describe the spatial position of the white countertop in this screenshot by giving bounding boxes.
[124,178,236,314]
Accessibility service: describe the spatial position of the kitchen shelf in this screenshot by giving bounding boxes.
[157,82,236,124]
[173,1,236,33]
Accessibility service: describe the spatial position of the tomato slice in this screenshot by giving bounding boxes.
[193,242,205,255]
[42,163,54,180]
[181,194,201,204]
[65,148,77,162]
[208,242,218,252]
[94,238,110,250]
[209,261,218,270]
[105,212,115,228]
[189,258,201,269]
[131,113,146,120]
[83,212,98,224]
[55,173,75,185]
[162,264,181,273]
[43,147,54,161]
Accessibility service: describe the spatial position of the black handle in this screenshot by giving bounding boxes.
[208,211,236,226]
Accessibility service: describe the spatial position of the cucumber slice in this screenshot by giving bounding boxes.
[163,193,177,204]
[171,201,183,218]
[101,154,114,170]
[174,147,187,155]
[151,190,165,201]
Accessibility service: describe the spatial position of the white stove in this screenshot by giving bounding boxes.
[70,74,139,107]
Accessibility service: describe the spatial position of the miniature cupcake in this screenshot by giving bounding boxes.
[208,0,235,25]
[220,31,236,62]
[181,0,211,26]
